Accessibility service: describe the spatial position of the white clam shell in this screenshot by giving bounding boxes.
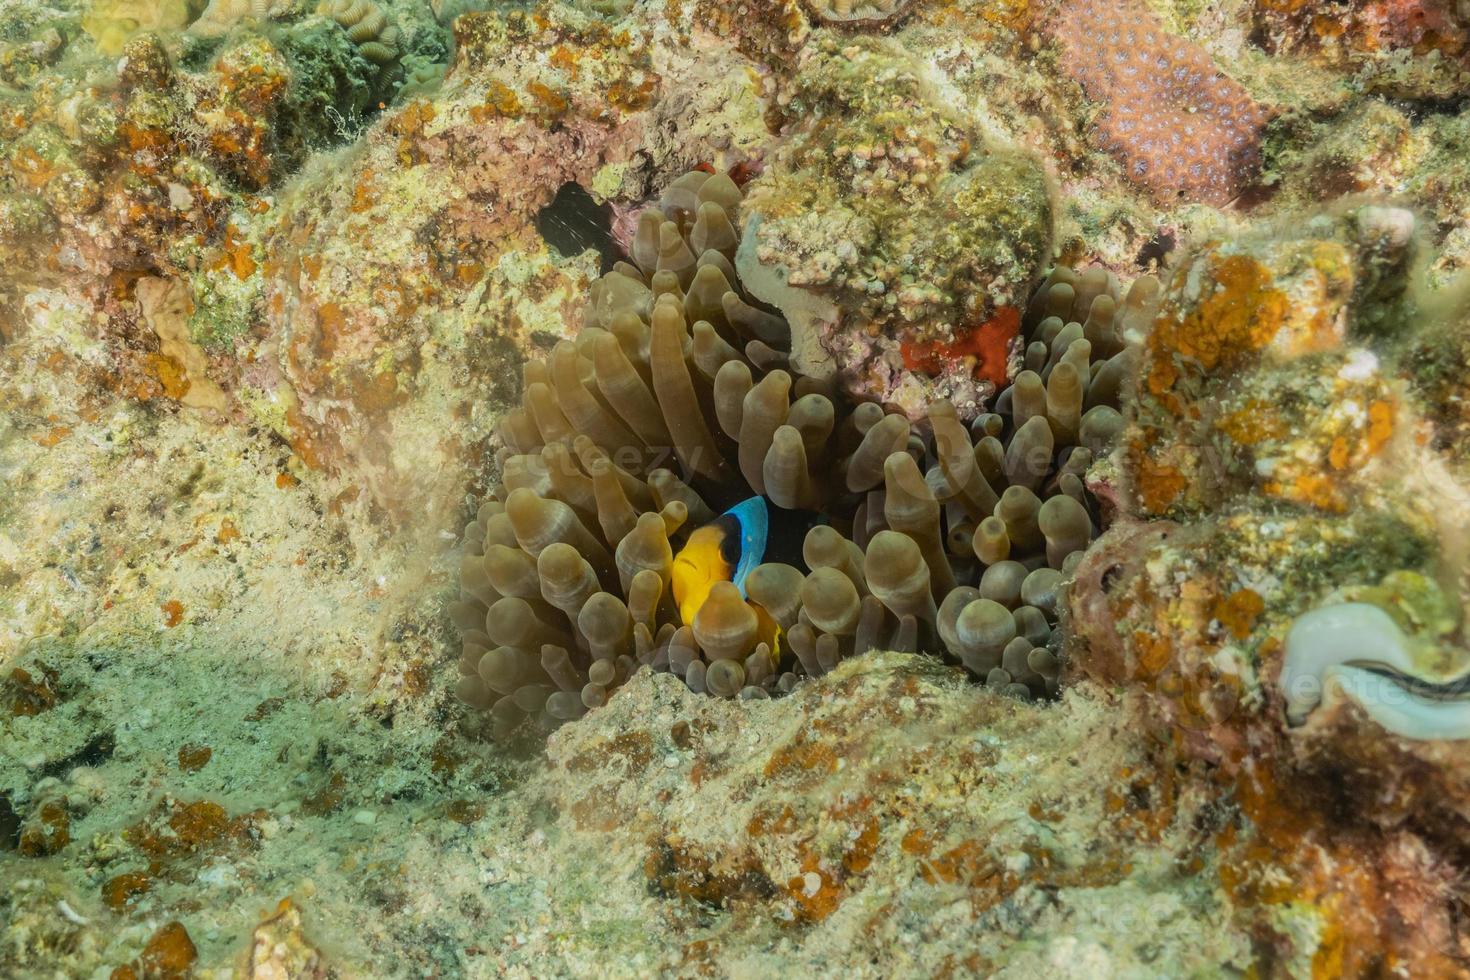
[1281,602,1470,740]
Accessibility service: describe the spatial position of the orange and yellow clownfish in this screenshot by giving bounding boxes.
[671,496,783,655]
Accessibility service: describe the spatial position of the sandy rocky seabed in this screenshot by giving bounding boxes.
[0,380,1242,976]
[3,0,1470,973]
[0,375,1242,975]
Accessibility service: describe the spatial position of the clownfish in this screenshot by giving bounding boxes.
[672,497,768,624]
[671,496,791,654]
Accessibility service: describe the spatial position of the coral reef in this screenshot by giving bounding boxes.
[249,0,739,522]
[1124,205,1417,520]
[1250,0,1470,100]
[5,0,1470,972]
[453,168,1147,738]
[1266,101,1470,283]
[0,12,386,331]
[1051,0,1273,205]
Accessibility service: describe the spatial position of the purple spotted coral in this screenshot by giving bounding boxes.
[1052,0,1272,205]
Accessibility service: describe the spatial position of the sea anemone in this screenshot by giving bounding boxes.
[452,170,1156,738]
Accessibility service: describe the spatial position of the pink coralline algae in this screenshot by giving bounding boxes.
[1052,0,1272,205]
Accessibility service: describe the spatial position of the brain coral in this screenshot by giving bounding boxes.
[188,0,402,77]
[803,0,912,28]
[452,170,1156,739]
[317,0,401,67]
[188,0,290,38]
[1051,0,1272,205]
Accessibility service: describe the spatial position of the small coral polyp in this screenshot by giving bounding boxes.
[452,171,1151,738]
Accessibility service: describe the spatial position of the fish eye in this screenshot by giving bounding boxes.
[720,533,741,567]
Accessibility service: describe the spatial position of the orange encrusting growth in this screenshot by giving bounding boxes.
[109,921,197,980]
[1078,541,1463,976]
[1143,253,1294,399]
[1129,243,1359,517]
[899,305,1019,387]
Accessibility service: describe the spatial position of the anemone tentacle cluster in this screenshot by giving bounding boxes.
[452,170,1155,738]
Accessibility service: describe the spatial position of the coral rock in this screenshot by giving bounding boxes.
[1066,205,1470,976]
[244,899,331,980]
[740,36,1055,415]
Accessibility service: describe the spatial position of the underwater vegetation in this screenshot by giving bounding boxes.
[452,168,1153,738]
